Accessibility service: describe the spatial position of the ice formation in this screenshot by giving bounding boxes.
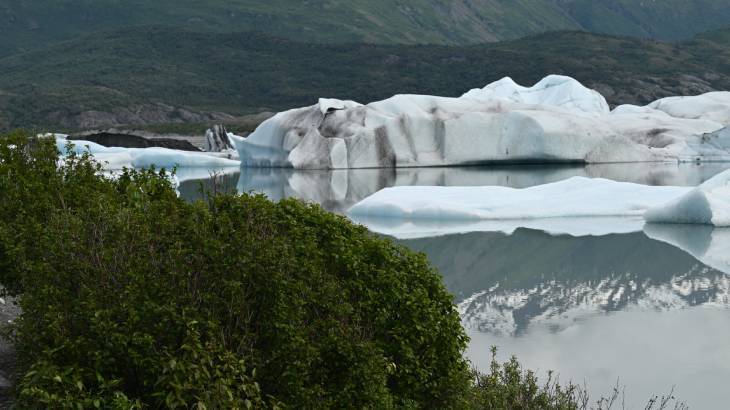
[232,75,730,169]
[350,169,730,237]
[348,177,692,232]
[648,92,730,125]
[56,135,240,169]
[460,75,610,113]
[645,168,730,226]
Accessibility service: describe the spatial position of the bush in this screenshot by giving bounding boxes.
[469,347,586,410]
[0,132,471,408]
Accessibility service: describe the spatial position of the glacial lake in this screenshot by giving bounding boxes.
[179,163,730,409]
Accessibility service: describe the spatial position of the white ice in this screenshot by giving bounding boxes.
[56,135,240,170]
[348,177,693,237]
[232,75,730,169]
[645,168,730,226]
[648,92,730,125]
[349,170,730,237]
[461,75,610,114]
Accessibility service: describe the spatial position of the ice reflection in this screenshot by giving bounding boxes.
[178,162,730,213]
[644,224,730,273]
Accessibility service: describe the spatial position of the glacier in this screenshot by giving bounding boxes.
[348,169,730,237]
[231,75,730,169]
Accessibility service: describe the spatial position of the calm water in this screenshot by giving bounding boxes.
[179,163,730,408]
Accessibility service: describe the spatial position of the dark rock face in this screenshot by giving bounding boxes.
[45,103,236,131]
[75,132,201,152]
[204,124,234,152]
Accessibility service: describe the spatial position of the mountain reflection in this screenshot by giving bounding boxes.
[398,228,730,336]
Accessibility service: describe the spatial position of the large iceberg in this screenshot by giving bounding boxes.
[232,75,730,169]
[347,177,691,220]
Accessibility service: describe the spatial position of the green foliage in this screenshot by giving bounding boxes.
[17,360,142,409]
[1,28,730,131]
[0,130,114,296]
[470,347,585,410]
[0,131,471,408]
[468,347,688,410]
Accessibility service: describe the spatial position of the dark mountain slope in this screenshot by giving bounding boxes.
[1,28,729,131]
[1,0,730,57]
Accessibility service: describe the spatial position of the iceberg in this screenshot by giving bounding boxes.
[350,170,730,237]
[56,135,240,169]
[645,168,730,226]
[232,75,730,169]
[348,177,692,234]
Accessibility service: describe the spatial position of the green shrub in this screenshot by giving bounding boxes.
[469,347,585,410]
[0,132,471,408]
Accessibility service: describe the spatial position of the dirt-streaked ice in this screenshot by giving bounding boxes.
[232,75,730,169]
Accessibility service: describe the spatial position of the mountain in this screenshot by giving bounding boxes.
[2,0,730,57]
[1,27,729,132]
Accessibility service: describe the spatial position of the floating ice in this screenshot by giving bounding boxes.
[645,168,730,226]
[232,75,730,169]
[351,170,730,238]
[56,135,240,169]
[348,177,693,237]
